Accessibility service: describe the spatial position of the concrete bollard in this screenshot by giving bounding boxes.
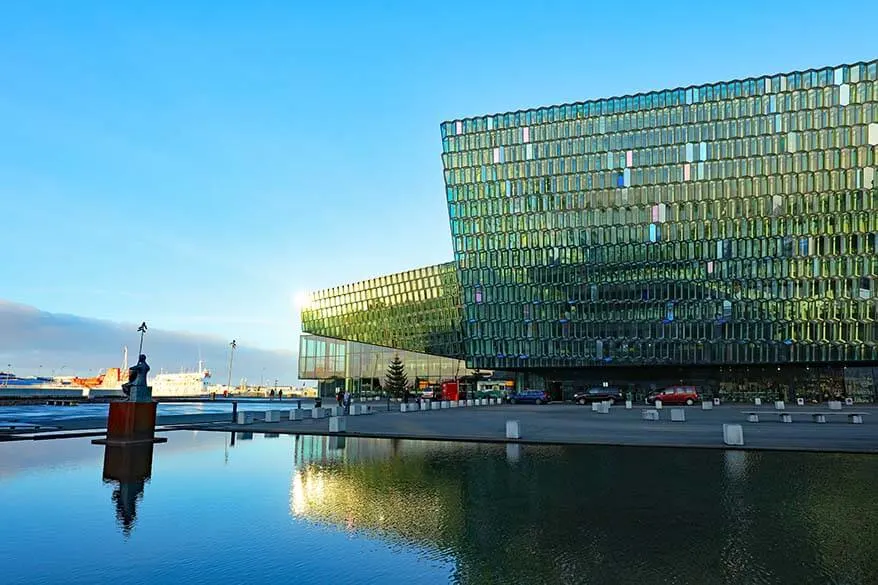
[441,401,450,409]
[774,401,785,410]
[655,400,663,410]
[754,398,762,406]
[797,398,805,406]
[625,400,633,409]
[311,407,328,419]
[781,413,792,423]
[505,420,521,439]
[329,416,346,432]
[713,398,721,406]
[289,409,305,421]
[431,401,441,410]
[598,402,610,414]
[264,410,280,423]
[642,409,659,421]
[828,401,842,411]
[723,424,745,446]
[400,403,408,413]
[236,412,253,425]
[467,400,474,406]
[702,401,713,410]
[747,414,759,423]
[845,397,854,406]
[327,406,342,417]
[591,402,600,412]
[851,415,864,424]
[670,408,686,422]
[814,414,827,424]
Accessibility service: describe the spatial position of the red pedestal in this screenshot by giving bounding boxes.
[93,401,165,446]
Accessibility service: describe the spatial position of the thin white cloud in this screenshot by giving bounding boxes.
[0,299,300,384]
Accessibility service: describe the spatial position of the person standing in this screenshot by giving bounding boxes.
[343,390,351,415]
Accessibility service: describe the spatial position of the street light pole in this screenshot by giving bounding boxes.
[227,340,237,393]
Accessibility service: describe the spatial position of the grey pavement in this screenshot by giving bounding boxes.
[165,402,878,454]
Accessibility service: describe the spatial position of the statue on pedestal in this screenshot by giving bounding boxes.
[122,354,151,402]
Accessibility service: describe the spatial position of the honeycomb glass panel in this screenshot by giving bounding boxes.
[301,262,463,359]
[441,59,878,370]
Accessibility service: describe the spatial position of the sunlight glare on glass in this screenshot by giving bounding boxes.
[292,290,311,310]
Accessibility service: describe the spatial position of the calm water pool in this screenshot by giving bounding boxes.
[0,432,875,584]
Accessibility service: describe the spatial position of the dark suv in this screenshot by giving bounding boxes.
[572,387,625,405]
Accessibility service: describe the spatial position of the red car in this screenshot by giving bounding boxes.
[646,386,700,406]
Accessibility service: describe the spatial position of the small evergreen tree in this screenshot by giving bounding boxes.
[385,355,408,399]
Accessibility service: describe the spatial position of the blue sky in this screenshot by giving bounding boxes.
[1,0,876,364]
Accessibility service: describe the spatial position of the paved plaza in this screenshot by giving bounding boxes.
[168,402,878,453]
[3,402,876,453]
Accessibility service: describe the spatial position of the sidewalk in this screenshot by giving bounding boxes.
[168,403,878,454]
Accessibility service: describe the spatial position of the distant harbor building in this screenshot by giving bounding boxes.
[300,60,878,402]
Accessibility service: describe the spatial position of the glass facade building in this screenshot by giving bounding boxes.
[302,60,878,402]
[298,334,477,398]
[301,262,463,358]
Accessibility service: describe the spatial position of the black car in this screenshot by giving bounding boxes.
[572,387,625,405]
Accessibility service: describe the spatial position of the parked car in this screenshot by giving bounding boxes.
[646,386,700,406]
[572,387,625,405]
[508,390,549,405]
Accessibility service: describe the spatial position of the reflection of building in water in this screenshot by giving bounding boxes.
[285,437,878,584]
[101,444,155,536]
[289,441,464,546]
[287,435,522,548]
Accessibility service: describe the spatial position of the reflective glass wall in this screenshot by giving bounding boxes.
[298,334,478,397]
[441,61,878,370]
[301,262,463,358]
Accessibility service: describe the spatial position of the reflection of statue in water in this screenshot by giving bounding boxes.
[111,479,147,536]
[122,354,150,401]
[102,443,155,537]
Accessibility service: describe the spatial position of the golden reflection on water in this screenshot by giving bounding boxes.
[282,435,878,585]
